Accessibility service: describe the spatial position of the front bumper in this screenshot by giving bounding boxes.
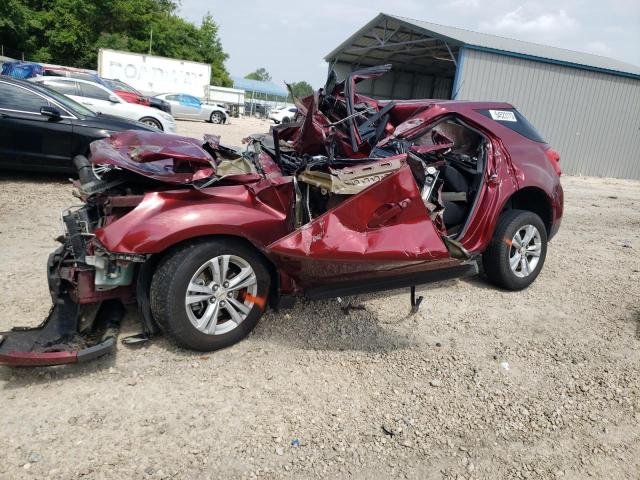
[0,207,131,367]
[0,295,123,367]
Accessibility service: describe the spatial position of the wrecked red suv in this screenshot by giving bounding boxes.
[0,65,563,366]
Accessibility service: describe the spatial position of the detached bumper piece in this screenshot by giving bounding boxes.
[0,295,123,367]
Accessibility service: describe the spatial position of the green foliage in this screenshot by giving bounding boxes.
[244,67,271,82]
[0,1,231,86]
[287,80,314,101]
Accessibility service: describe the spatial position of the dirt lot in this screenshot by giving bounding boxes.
[0,117,639,480]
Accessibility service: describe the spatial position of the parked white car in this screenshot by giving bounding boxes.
[32,77,176,133]
[268,107,298,124]
[154,93,229,124]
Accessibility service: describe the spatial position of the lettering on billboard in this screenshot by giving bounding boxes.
[108,62,206,87]
[99,50,210,96]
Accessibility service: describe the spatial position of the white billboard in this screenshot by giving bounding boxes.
[97,49,211,98]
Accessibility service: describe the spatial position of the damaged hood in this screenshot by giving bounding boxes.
[89,130,217,184]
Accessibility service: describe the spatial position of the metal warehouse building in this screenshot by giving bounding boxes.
[325,13,640,180]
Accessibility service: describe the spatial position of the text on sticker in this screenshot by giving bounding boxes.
[489,110,517,122]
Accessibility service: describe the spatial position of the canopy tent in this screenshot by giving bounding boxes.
[231,76,288,97]
[231,76,289,116]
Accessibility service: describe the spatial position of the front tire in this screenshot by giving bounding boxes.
[150,239,270,351]
[139,116,163,130]
[483,210,547,290]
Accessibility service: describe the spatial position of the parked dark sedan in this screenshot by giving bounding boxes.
[0,76,156,173]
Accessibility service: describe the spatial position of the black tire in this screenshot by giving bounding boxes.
[139,116,163,131]
[483,209,548,291]
[281,116,291,124]
[210,111,224,124]
[150,239,270,351]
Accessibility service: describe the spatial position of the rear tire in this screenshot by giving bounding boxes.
[483,210,547,291]
[150,239,270,351]
[210,112,224,124]
[139,117,163,130]
[281,116,291,124]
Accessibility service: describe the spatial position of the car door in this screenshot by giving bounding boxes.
[0,81,74,171]
[178,95,204,119]
[77,82,121,116]
[266,163,467,294]
[161,95,183,117]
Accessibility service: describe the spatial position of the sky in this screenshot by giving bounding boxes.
[178,0,640,88]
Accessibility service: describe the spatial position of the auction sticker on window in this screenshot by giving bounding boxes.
[489,110,517,122]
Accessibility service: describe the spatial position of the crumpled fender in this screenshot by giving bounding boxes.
[95,179,294,254]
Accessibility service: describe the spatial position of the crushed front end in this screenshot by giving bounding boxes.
[0,205,131,366]
[0,132,230,367]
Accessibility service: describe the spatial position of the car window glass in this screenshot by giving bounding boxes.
[80,83,112,101]
[106,79,140,94]
[0,82,50,113]
[70,72,97,82]
[42,80,76,96]
[166,94,180,101]
[43,69,66,77]
[476,109,546,143]
[181,95,201,107]
[39,85,95,117]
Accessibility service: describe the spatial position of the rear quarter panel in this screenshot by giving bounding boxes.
[455,108,562,249]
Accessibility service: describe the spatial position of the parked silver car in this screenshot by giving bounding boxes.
[153,93,229,124]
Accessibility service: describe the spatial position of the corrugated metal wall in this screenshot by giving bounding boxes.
[334,62,453,100]
[457,48,640,179]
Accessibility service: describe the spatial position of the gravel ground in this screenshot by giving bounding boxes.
[0,118,639,480]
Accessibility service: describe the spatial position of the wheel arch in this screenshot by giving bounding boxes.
[501,186,553,236]
[144,234,280,306]
[138,116,163,131]
[210,110,225,122]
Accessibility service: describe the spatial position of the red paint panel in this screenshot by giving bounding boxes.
[90,131,216,184]
[95,179,294,254]
[0,351,77,367]
[115,90,150,106]
[267,164,451,286]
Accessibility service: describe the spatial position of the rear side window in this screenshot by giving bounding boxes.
[42,80,77,96]
[0,82,50,113]
[476,108,546,143]
[79,83,112,101]
[69,72,97,82]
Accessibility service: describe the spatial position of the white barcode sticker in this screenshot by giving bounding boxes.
[489,110,517,122]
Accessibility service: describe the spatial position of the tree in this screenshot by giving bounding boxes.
[245,67,271,82]
[0,1,232,87]
[197,14,231,86]
[287,80,314,101]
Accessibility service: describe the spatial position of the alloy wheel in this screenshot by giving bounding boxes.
[141,118,162,130]
[509,224,542,278]
[184,255,258,335]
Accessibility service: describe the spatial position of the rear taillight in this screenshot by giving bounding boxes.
[545,148,561,176]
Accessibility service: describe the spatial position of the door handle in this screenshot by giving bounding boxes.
[368,198,412,228]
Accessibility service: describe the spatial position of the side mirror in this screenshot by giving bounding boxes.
[40,106,61,118]
[108,94,119,103]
